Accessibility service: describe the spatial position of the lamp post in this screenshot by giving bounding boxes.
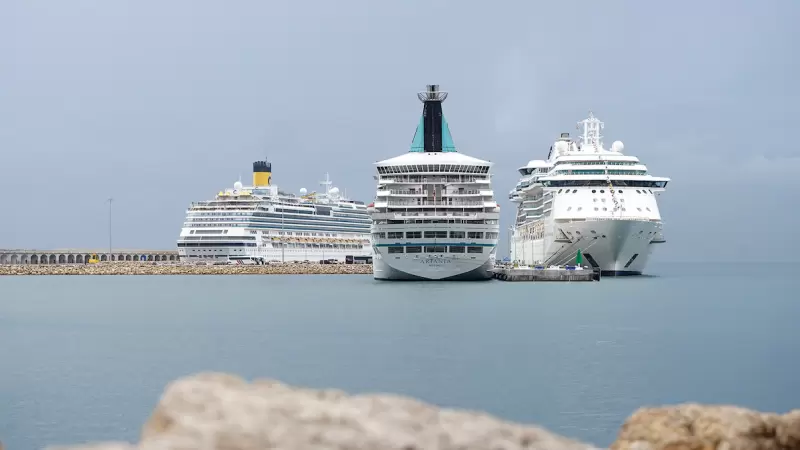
[107,197,113,261]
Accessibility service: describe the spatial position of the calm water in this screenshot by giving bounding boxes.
[1,262,798,449]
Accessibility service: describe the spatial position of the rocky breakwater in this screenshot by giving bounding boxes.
[0,262,374,276]
[48,372,799,450]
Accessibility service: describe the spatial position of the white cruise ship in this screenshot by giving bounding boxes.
[509,112,670,275]
[368,85,500,280]
[177,161,372,263]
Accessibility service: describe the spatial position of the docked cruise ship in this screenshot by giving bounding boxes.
[509,112,670,275]
[177,161,372,263]
[368,85,500,280]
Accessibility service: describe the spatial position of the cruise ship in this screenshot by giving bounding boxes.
[177,161,372,263]
[509,112,670,275]
[368,85,500,280]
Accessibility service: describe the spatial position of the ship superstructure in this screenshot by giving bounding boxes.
[509,112,670,275]
[177,161,372,263]
[368,85,500,280]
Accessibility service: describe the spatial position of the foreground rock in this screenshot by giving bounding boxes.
[0,262,373,276]
[612,404,800,450]
[48,373,798,450]
[51,372,596,450]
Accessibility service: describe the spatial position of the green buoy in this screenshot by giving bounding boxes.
[576,249,583,265]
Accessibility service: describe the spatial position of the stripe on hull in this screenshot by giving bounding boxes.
[600,270,642,276]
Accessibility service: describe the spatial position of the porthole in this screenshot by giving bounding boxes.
[601,234,607,238]
[602,207,607,211]
[601,198,606,202]
[567,206,573,211]
[594,207,599,211]
[558,189,563,193]
[572,189,577,193]
[636,190,641,194]
[591,230,597,234]
[649,189,653,194]
[577,207,583,211]
[637,207,642,211]
[600,189,605,193]
[618,190,623,193]
[646,207,651,211]
[593,198,597,202]
[592,189,596,193]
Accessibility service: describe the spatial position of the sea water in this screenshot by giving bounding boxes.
[1,261,798,449]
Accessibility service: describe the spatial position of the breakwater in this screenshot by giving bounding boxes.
[46,372,800,450]
[0,261,374,276]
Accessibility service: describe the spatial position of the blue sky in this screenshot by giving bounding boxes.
[1,0,797,262]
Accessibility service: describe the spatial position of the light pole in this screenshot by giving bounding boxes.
[107,197,113,261]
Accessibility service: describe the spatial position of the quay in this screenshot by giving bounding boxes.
[0,248,179,264]
[492,266,600,282]
[0,261,374,276]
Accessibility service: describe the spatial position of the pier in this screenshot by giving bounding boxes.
[0,249,179,265]
[492,266,600,282]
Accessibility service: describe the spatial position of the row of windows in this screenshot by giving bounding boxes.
[381,219,498,225]
[558,188,656,195]
[182,235,256,240]
[187,218,370,230]
[553,160,638,167]
[554,170,647,176]
[178,242,257,247]
[545,180,667,188]
[186,223,370,233]
[373,231,498,240]
[562,206,652,212]
[386,246,484,254]
[191,211,370,224]
[377,164,490,175]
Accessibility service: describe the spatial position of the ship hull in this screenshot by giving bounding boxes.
[372,248,495,281]
[178,245,372,263]
[512,219,662,276]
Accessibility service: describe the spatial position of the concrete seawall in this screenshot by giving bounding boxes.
[0,262,374,276]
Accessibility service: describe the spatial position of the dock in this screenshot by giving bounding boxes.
[492,266,600,282]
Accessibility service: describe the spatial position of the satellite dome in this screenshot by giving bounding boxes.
[300,188,307,195]
[554,140,569,153]
[611,140,625,153]
[233,181,243,190]
[329,187,340,195]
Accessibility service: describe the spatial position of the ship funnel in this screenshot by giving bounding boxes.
[410,84,456,153]
[253,160,272,187]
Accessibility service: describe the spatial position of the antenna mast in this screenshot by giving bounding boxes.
[577,111,604,149]
[319,173,332,196]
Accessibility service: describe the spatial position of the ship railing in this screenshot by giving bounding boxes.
[381,177,488,184]
[391,212,481,218]
[556,216,655,223]
[384,189,483,196]
[387,201,484,207]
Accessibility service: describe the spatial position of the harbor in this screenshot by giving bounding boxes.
[0,260,373,276]
[492,265,599,282]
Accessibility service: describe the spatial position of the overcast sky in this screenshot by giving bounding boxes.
[1,0,797,262]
